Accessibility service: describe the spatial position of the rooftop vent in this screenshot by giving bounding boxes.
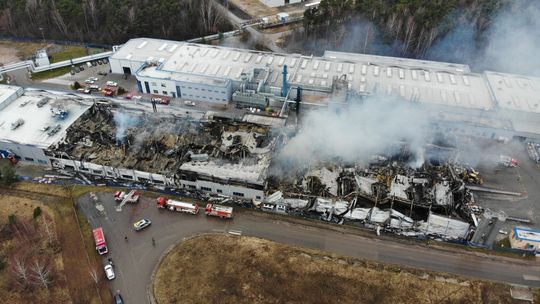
[11,119,24,130]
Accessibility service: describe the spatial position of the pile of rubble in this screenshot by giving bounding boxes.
[49,104,274,176]
[265,152,480,240]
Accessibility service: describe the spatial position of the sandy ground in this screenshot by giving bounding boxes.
[154,234,535,304]
[0,45,21,65]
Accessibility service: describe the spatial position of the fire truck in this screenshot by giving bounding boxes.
[114,190,140,204]
[92,227,108,255]
[156,197,199,214]
[205,203,233,219]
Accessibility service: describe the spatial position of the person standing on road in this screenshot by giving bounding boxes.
[124,236,128,242]
[151,237,155,247]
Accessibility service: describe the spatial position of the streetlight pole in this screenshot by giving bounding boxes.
[39,27,45,43]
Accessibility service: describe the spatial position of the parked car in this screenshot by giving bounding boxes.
[79,65,85,71]
[98,71,108,76]
[184,100,196,106]
[151,97,170,105]
[104,264,115,280]
[133,219,152,231]
[113,294,124,304]
[106,81,118,87]
[89,85,100,91]
[89,77,99,82]
[97,59,103,65]
[76,88,86,93]
[84,79,95,84]
[132,95,142,100]
[86,62,92,68]
[83,88,91,94]
[91,61,97,66]
[70,70,75,75]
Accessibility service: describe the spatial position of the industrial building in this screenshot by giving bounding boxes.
[0,85,92,165]
[259,0,303,7]
[510,227,540,254]
[110,38,540,141]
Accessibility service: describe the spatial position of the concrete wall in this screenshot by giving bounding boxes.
[180,178,264,200]
[50,157,264,198]
[51,158,171,185]
[0,142,49,165]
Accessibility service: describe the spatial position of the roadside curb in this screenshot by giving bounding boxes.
[242,209,539,266]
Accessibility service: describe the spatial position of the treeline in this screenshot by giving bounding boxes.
[0,0,231,45]
[302,0,509,57]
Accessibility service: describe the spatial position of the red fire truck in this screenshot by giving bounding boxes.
[156,197,199,214]
[205,203,233,219]
[92,227,108,255]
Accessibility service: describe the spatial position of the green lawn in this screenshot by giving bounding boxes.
[49,46,102,63]
[31,66,72,80]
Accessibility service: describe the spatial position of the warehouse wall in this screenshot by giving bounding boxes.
[136,74,232,103]
[180,178,264,200]
[109,58,145,75]
[0,142,49,165]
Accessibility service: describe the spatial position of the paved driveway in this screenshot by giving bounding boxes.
[78,192,540,304]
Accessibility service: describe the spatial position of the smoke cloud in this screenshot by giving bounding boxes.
[113,111,141,144]
[428,1,540,76]
[278,96,429,167]
[477,1,540,76]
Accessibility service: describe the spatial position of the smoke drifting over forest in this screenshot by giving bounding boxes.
[297,0,540,76]
[278,97,429,167]
[428,1,540,76]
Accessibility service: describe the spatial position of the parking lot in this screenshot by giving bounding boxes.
[43,61,139,94]
[466,139,540,245]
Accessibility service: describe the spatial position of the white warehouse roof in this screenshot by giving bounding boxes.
[113,38,540,114]
[485,71,540,114]
[0,89,92,149]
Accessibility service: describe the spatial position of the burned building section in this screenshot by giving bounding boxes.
[264,143,477,241]
[48,104,277,199]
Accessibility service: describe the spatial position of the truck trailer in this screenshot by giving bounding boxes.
[156,197,199,214]
[205,203,233,219]
[92,227,108,255]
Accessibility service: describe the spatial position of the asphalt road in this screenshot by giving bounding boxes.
[78,192,540,304]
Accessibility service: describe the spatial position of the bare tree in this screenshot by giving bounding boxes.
[31,259,53,290]
[10,257,31,287]
[41,215,56,244]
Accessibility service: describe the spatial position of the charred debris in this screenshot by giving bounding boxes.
[264,142,480,241]
[48,103,273,175]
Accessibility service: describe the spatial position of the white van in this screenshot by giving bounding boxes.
[261,203,274,211]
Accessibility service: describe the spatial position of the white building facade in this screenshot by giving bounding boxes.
[260,0,303,7]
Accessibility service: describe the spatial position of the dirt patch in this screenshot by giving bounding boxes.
[0,45,20,65]
[154,234,534,304]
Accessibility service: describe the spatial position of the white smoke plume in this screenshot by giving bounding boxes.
[278,96,429,166]
[477,1,540,76]
[427,1,540,76]
[113,111,141,144]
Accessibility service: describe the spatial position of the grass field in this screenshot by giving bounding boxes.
[154,234,538,304]
[0,183,111,304]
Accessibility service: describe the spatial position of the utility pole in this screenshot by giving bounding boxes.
[39,27,45,43]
